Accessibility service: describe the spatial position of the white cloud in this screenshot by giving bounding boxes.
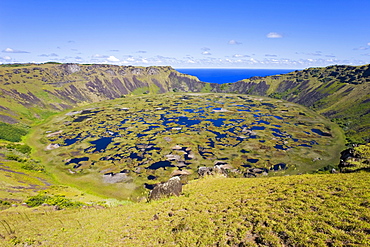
[0,56,12,61]
[367,42,370,46]
[233,54,249,58]
[202,51,212,55]
[267,32,283,38]
[2,47,30,53]
[201,47,211,51]
[228,40,242,45]
[92,54,109,58]
[107,56,120,62]
[39,53,59,57]
[354,46,368,50]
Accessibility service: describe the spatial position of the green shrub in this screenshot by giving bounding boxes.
[6,143,31,154]
[21,161,45,172]
[5,154,20,161]
[24,194,51,207]
[0,122,28,142]
[0,199,11,206]
[45,196,84,209]
[25,194,84,208]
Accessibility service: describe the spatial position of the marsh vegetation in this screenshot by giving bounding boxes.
[29,93,344,200]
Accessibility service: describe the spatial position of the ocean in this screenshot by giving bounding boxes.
[176,68,295,84]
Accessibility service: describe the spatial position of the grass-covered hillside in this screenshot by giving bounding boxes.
[0,63,369,143]
[0,172,369,246]
[0,63,206,127]
[214,64,370,143]
[0,63,369,246]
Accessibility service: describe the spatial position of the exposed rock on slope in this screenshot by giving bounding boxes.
[211,64,370,142]
[149,176,182,200]
[0,63,369,142]
[0,63,210,124]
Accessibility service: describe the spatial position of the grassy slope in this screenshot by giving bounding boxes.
[0,141,112,210]
[0,172,369,246]
[0,64,368,246]
[225,64,370,143]
[1,63,369,142]
[0,64,202,125]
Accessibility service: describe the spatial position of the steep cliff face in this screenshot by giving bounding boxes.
[0,63,369,142]
[210,64,370,142]
[0,63,209,124]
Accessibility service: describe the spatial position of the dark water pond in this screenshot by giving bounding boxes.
[271,163,287,171]
[50,94,338,187]
[66,157,89,168]
[146,161,174,170]
[85,137,113,152]
[247,158,259,163]
[311,128,331,136]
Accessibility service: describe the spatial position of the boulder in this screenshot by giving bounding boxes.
[165,154,181,161]
[172,145,183,150]
[213,165,228,176]
[187,152,196,159]
[171,169,191,177]
[198,166,214,177]
[46,143,60,150]
[149,177,182,200]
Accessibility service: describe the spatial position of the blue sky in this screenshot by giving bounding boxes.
[1,0,370,68]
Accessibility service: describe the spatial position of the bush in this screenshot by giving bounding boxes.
[6,143,31,154]
[5,154,20,161]
[0,122,28,142]
[25,194,84,208]
[21,161,45,172]
[45,196,84,209]
[24,194,51,207]
[0,199,11,206]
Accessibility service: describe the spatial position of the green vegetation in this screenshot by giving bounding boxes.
[253,65,370,143]
[200,83,212,92]
[24,193,84,208]
[220,83,231,91]
[0,63,33,67]
[42,62,62,65]
[0,122,28,142]
[0,172,369,246]
[342,143,370,172]
[0,63,369,246]
[0,63,369,143]
[6,143,31,154]
[27,93,345,200]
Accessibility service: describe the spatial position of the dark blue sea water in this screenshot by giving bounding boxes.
[176,69,295,84]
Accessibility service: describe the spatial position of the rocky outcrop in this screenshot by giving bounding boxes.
[243,168,269,178]
[149,176,182,200]
[198,165,233,177]
[0,64,209,125]
[216,64,370,142]
[338,144,370,172]
[0,63,369,142]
